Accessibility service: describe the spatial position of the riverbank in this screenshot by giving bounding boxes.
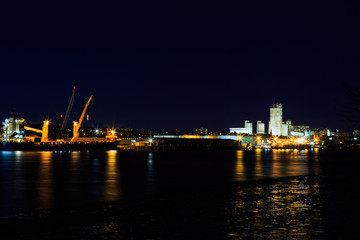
[1,173,357,239]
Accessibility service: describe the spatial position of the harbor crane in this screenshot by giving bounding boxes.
[61,87,76,131]
[71,94,93,142]
[24,120,49,142]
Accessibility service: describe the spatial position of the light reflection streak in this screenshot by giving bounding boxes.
[146,153,155,193]
[38,151,53,209]
[13,151,23,195]
[233,151,245,181]
[234,149,321,182]
[254,149,262,179]
[70,151,81,185]
[71,151,80,168]
[103,150,122,200]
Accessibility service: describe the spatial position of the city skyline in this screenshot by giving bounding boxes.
[3,100,349,135]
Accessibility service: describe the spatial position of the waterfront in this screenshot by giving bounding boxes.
[0,149,359,239]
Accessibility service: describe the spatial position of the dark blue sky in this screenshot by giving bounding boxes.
[1,1,360,132]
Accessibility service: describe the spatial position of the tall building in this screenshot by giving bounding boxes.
[268,103,283,136]
[244,120,253,134]
[257,121,265,134]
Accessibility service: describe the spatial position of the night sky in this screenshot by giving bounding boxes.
[1,1,360,132]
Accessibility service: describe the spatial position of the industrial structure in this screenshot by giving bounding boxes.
[1,111,25,141]
[0,89,102,145]
[24,121,49,142]
[59,87,76,138]
[71,94,93,142]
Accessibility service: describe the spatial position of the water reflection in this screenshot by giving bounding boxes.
[37,152,53,209]
[0,149,323,216]
[234,150,321,181]
[254,149,262,178]
[103,150,122,200]
[234,151,244,181]
[227,177,324,238]
[147,153,154,193]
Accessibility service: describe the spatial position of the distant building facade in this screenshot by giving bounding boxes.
[282,123,289,136]
[289,124,310,137]
[257,121,265,134]
[195,127,208,135]
[230,120,253,135]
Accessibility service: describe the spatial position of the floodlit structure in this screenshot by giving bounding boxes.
[244,120,252,133]
[106,128,117,142]
[72,95,93,142]
[2,113,25,141]
[230,120,253,134]
[268,103,283,136]
[257,121,265,134]
[289,124,311,138]
[282,123,289,136]
[24,121,49,142]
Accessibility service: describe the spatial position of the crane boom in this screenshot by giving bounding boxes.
[78,94,93,128]
[24,121,49,142]
[60,87,76,131]
[71,95,93,142]
[24,126,43,133]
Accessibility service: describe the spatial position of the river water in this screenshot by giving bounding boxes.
[0,149,324,216]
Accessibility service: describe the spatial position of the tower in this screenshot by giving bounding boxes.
[244,120,253,134]
[268,103,283,136]
[257,121,265,134]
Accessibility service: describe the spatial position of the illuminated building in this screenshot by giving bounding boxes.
[257,121,265,134]
[268,103,283,136]
[282,123,289,136]
[2,111,25,141]
[289,124,311,138]
[230,120,253,135]
[245,120,252,132]
[268,103,291,136]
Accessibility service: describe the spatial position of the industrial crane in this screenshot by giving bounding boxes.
[71,95,93,142]
[24,121,49,142]
[61,87,76,131]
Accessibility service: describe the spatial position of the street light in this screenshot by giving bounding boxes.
[237,134,243,147]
